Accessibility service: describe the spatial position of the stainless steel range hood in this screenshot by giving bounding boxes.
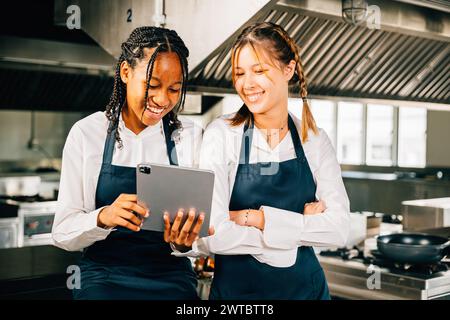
[189,0,450,105]
[53,0,275,71]
[1,0,449,113]
[0,35,115,111]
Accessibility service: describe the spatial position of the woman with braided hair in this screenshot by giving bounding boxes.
[52,26,205,299]
[167,22,350,300]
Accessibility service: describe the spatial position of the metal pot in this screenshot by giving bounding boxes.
[377,233,450,264]
[0,176,41,197]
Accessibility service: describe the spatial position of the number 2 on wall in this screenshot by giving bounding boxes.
[127,9,132,23]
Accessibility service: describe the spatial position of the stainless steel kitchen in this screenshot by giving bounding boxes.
[0,0,450,305]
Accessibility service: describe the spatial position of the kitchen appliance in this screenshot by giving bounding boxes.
[377,233,450,264]
[0,175,58,248]
[402,198,450,231]
[318,223,450,300]
[0,176,41,197]
[0,217,19,249]
[319,245,450,300]
[0,198,56,248]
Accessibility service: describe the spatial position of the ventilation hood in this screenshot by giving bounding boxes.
[0,0,449,113]
[189,0,450,105]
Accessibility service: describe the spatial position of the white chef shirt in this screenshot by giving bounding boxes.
[52,111,203,252]
[175,112,350,268]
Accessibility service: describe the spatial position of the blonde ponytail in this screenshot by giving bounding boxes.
[285,38,317,142]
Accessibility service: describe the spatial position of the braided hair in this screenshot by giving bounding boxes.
[229,22,318,143]
[105,26,189,148]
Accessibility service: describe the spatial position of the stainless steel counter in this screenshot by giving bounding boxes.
[318,255,450,300]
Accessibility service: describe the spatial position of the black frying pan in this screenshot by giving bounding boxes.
[377,233,450,264]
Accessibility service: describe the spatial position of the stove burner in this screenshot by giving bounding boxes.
[320,246,364,260]
[366,250,449,275]
[0,194,54,202]
[320,247,449,276]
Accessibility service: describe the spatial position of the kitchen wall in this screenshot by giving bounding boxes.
[426,110,450,167]
[196,96,450,167]
[0,110,85,164]
[182,94,305,130]
[1,101,448,170]
[181,94,242,129]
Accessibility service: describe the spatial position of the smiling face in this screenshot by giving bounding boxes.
[233,43,295,118]
[121,48,183,130]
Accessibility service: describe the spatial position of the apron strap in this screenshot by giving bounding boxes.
[287,115,306,160]
[102,121,117,165]
[102,116,179,166]
[238,114,306,165]
[239,121,253,165]
[162,116,179,166]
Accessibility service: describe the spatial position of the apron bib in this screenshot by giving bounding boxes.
[73,117,198,300]
[210,115,330,300]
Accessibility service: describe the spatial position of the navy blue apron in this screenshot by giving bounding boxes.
[210,115,330,300]
[73,116,198,300]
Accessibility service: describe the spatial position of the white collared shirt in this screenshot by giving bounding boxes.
[52,111,203,252]
[175,112,350,268]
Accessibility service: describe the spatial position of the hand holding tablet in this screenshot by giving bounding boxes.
[136,163,215,238]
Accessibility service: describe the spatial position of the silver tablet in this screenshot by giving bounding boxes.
[136,163,214,238]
